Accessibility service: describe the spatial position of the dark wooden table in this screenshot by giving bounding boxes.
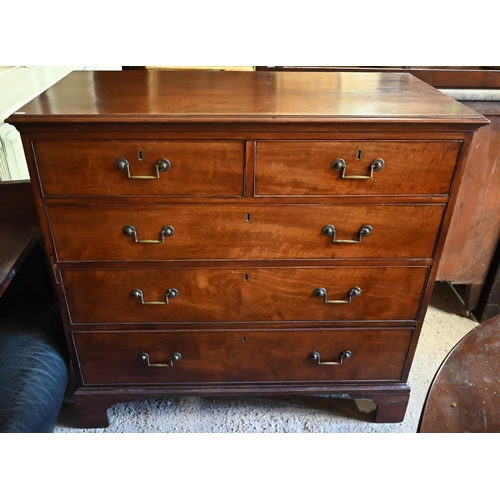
[419,314,500,432]
[0,181,40,297]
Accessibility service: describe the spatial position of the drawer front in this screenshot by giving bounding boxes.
[62,267,429,324]
[74,328,414,384]
[32,140,245,197]
[255,141,461,196]
[48,204,444,262]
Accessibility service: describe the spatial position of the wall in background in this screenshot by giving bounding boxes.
[0,66,122,181]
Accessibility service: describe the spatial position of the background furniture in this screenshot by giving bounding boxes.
[8,70,486,428]
[418,313,500,432]
[0,182,67,433]
[0,182,39,294]
[439,100,500,321]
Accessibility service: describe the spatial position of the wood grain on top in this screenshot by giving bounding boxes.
[7,70,488,125]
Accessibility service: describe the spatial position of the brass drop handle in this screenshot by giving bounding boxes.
[115,157,171,179]
[139,352,182,367]
[123,225,175,244]
[131,288,179,305]
[331,158,385,179]
[309,350,352,365]
[314,286,361,304]
[322,224,372,244]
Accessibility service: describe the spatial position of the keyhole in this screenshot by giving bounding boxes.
[242,336,247,343]
[243,274,249,281]
[138,150,144,161]
[246,213,252,222]
[356,149,363,160]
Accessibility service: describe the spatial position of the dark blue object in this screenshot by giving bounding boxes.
[0,305,68,433]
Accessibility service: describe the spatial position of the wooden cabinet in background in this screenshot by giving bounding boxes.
[436,101,500,317]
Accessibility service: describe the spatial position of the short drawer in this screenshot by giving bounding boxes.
[73,328,414,384]
[32,140,245,197]
[62,266,429,324]
[47,204,444,262]
[255,140,461,196]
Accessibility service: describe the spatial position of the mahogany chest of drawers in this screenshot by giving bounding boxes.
[8,70,487,428]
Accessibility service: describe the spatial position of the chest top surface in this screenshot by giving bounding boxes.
[7,70,488,128]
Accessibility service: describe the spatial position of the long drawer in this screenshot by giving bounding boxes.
[32,140,245,197]
[73,328,414,384]
[48,204,445,262]
[62,266,429,324]
[255,140,461,196]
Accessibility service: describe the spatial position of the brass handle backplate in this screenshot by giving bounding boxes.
[123,225,175,244]
[322,224,372,244]
[115,157,171,179]
[314,286,361,304]
[131,288,179,305]
[309,350,352,365]
[331,158,385,179]
[139,352,182,367]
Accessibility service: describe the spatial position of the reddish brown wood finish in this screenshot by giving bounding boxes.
[32,140,245,197]
[255,140,461,196]
[370,392,411,423]
[258,67,500,89]
[61,267,429,324]
[7,70,487,427]
[254,67,500,317]
[47,204,445,262]
[10,71,484,127]
[437,108,500,292]
[419,314,500,432]
[74,328,414,384]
